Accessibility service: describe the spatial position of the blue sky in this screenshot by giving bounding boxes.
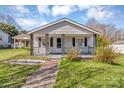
[0,5,124,31]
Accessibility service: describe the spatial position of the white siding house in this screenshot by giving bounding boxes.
[0,30,10,48]
[28,18,101,56]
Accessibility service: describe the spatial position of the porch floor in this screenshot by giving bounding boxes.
[47,54,93,59]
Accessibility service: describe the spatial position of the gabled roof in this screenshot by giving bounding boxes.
[28,18,101,35]
[12,33,30,40]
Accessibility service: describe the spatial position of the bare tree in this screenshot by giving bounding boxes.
[86,18,119,42]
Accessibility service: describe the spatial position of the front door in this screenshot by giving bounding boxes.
[56,37,62,53]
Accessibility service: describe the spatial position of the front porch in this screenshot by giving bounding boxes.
[31,34,96,56]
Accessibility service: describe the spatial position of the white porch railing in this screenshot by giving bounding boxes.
[64,47,94,54]
[33,47,47,56]
[33,47,94,56]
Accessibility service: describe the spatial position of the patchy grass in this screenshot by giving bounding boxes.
[54,55,124,88]
[0,62,40,88]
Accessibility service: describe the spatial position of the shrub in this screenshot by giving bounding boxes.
[65,48,80,61]
[94,46,118,64]
[96,35,111,47]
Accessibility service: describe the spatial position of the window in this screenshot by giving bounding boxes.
[84,37,87,47]
[57,38,61,48]
[38,37,41,47]
[50,37,53,47]
[72,37,75,47]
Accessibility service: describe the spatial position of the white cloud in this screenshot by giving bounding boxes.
[37,5,51,15]
[52,5,77,16]
[16,18,47,30]
[41,21,48,25]
[86,6,113,21]
[13,5,30,14]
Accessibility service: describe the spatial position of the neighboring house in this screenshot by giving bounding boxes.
[0,30,10,48]
[112,40,124,54]
[12,33,30,48]
[28,18,101,56]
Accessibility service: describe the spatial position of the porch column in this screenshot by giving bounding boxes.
[93,34,97,54]
[25,40,26,48]
[45,34,49,55]
[93,34,97,47]
[14,39,16,49]
[61,34,65,54]
[30,34,33,56]
[19,40,22,48]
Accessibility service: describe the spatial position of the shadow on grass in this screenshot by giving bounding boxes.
[0,54,28,62]
[111,62,121,66]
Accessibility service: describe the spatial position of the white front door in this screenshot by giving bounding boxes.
[55,37,62,53]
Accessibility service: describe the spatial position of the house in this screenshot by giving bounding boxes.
[28,18,101,56]
[12,33,30,48]
[0,30,11,48]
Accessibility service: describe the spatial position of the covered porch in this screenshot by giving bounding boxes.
[31,33,96,56]
[12,33,30,48]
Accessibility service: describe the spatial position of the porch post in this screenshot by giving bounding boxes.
[93,34,97,54]
[93,34,97,47]
[61,34,65,54]
[19,40,21,48]
[14,39,16,49]
[30,34,33,56]
[25,40,26,48]
[45,34,49,55]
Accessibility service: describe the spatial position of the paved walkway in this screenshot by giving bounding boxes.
[22,59,60,88]
[9,59,46,65]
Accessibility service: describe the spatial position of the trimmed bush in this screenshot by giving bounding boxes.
[94,46,118,64]
[65,48,80,61]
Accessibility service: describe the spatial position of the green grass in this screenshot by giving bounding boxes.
[54,55,124,88]
[0,48,29,61]
[0,62,40,88]
[0,48,48,61]
[0,48,40,87]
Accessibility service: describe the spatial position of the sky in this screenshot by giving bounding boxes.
[0,5,124,31]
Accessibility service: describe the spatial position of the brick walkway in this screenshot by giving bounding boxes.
[22,59,59,88]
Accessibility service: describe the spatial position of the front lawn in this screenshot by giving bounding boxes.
[0,48,29,61]
[0,62,40,88]
[0,48,48,61]
[0,48,40,87]
[54,55,124,88]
